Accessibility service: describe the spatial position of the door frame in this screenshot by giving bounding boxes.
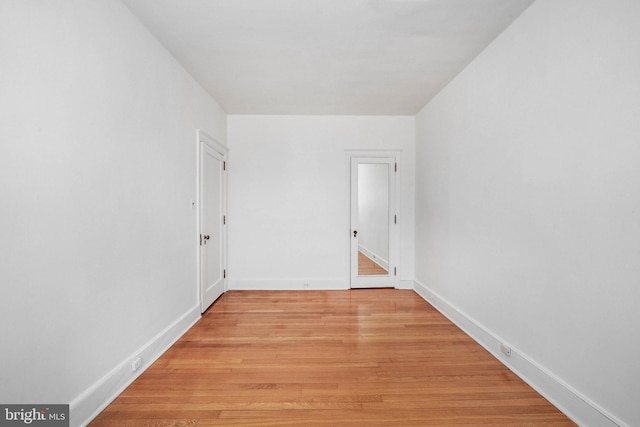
[197,130,228,313]
[345,150,401,289]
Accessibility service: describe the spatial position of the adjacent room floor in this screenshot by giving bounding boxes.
[91,289,575,426]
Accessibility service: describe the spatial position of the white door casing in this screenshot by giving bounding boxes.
[347,151,400,288]
[198,131,227,312]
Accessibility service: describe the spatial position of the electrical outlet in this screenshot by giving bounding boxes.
[500,343,511,357]
[303,283,310,288]
[131,357,142,372]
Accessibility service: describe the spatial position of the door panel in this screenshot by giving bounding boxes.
[200,134,226,312]
[350,156,398,288]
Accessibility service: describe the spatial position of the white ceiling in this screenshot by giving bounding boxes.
[122,0,535,115]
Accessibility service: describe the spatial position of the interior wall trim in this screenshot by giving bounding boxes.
[227,279,348,291]
[227,279,414,291]
[413,280,625,427]
[70,305,201,427]
[397,280,414,290]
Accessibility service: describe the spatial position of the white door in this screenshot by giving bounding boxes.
[199,132,227,312]
[350,155,398,288]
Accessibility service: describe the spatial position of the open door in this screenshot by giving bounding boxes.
[198,131,227,312]
[349,154,399,288]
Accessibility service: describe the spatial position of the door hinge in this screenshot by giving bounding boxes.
[200,234,203,246]
[223,161,226,171]
[394,214,397,224]
[394,162,397,172]
[223,215,226,225]
[394,267,397,276]
[223,269,227,279]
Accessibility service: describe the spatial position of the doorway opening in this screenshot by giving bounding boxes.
[198,130,227,313]
[346,151,400,289]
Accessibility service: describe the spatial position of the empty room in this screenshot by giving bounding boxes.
[1,0,638,426]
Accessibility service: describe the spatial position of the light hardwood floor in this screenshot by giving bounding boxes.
[91,290,575,426]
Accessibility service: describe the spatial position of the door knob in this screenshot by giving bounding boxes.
[353,230,357,238]
[204,235,210,240]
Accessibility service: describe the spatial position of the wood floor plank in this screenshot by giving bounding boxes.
[90,290,575,426]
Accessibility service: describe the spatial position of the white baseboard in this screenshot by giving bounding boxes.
[397,279,414,290]
[413,280,624,427]
[229,278,413,291]
[228,278,348,291]
[358,245,389,270]
[70,305,201,427]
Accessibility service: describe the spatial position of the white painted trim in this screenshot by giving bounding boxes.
[227,279,413,291]
[358,245,389,270]
[413,280,625,427]
[346,150,401,289]
[397,279,414,290]
[197,129,227,157]
[70,305,201,427]
[197,129,228,313]
[228,279,348,291]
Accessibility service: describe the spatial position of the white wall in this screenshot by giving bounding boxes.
[414,0,640,425]
[227,115,414,289]
[0,1,225,424]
